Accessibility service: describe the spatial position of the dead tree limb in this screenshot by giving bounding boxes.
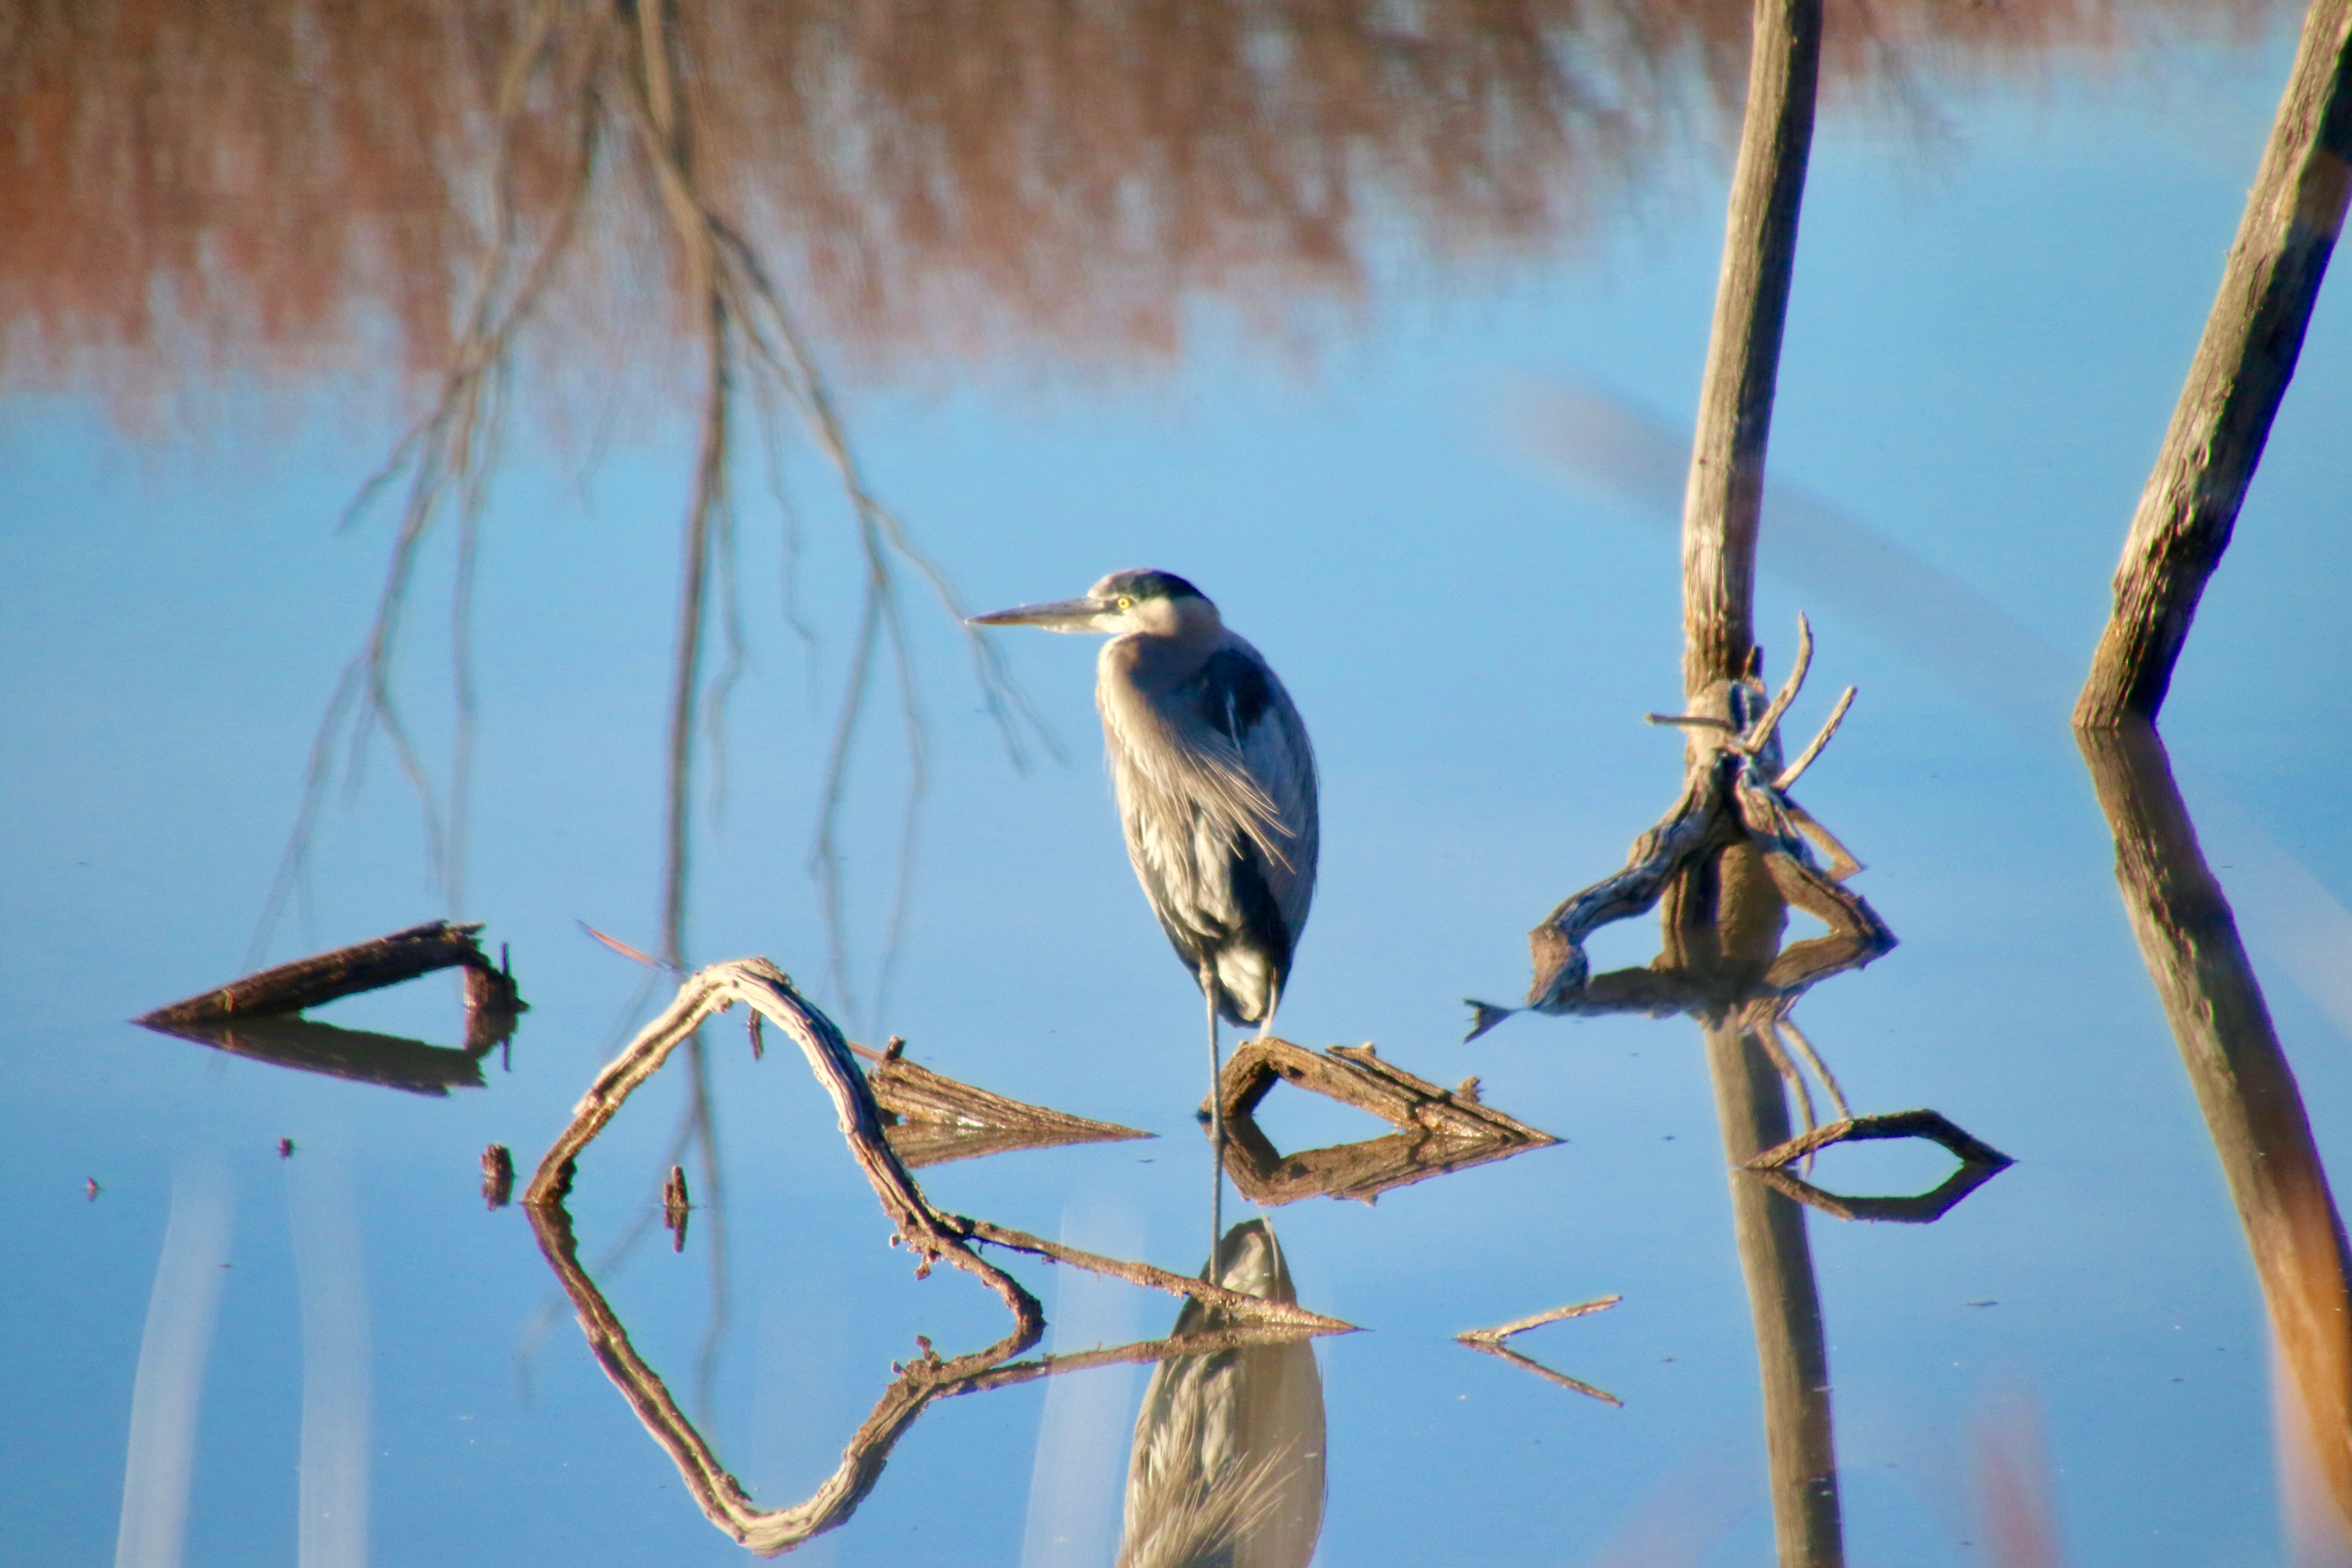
[1747,1160,2007,1225]
[1458,1294,1621,1344]
[1458,1338,1624,1408]
[1681,0,1823,696]
[526,1194,1036,1556]
[522,958,1032,1318]
[2076,0,2352,727]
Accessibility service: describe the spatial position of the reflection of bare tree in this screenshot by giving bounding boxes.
[527,1191,1324,1556]
[3,0,2291,391]
[2079,721,2352,1546]
[1119,1220,1327,1568]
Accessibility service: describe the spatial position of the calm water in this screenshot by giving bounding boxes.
[7,9,2352,1566]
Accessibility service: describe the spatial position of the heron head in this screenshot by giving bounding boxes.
[968,569,1215,636]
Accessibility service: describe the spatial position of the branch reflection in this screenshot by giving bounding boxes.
[2079,720,2352,1547]
[527,1195,1323,1556]
[140,1014,498,1098]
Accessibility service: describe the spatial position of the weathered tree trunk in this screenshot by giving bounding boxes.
[1681,0,1822,698]
[2075,0,2352,726]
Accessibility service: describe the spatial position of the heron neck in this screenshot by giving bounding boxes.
[1101,606,1221,688]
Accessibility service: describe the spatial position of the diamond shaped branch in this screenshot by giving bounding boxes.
[524,957,1351,1332]
[1741,1109,2014,1224]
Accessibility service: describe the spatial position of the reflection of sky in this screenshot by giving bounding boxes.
[6,27,2351,1568]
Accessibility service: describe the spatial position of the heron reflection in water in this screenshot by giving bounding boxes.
[971,570,1318,1237]
[1118,1219,1327,1568]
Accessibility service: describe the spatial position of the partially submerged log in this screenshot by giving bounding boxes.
[1219,1118,1547,1210]
[139,919,523,1025]
[1211,1037,1554,1143]
[1202,1036,1558,1207]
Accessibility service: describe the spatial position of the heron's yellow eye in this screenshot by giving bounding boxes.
[1116,596,1133,610]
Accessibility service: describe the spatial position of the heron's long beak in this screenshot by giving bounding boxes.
[967,597,1110,631]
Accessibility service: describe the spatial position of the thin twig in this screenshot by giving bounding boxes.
[1457,1294,1621,1344]
[1743,610,1814,755]
[1775,684,1855,790]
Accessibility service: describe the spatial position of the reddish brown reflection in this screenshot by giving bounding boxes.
[3,0,2285,394]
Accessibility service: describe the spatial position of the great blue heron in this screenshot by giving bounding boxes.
[971,570,1318,1228]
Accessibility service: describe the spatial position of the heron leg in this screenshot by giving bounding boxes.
[1203,967,1225,1266]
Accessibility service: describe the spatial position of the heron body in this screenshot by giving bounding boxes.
[972,570,1318,1034]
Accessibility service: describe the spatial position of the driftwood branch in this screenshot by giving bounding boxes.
[1458,1294,1621,1344]
[526,1194,1038,1556]
[2076,0,2352,726]
[1748,1160,2007,1225]
[1680,0,1823,695]
[523,958,1034,1317]
[1211,1038,1555,1142]
[1741,1107,2012,1225]
[1456,1295,1623,1406]
[1473,641,1890,1042]
[1459,1340,1623,1408]
[139,919,522,1025]
[524,958,1348,1332]
[867,1054,1151,1169]
[1218,1118,1548,1210]
[1744,1109,2012,1172]
[1202,1038,1557,1207]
